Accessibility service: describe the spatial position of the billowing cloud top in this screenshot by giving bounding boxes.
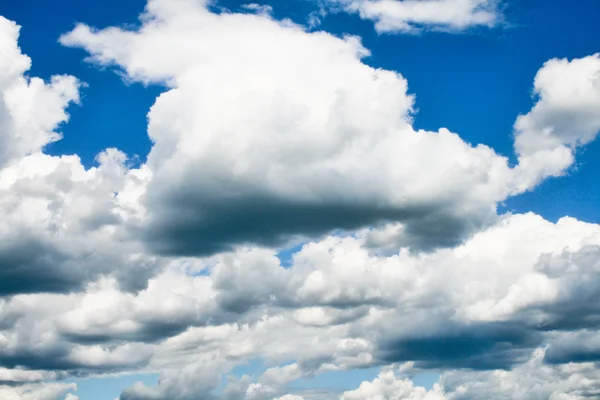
[58,0,600,255]
[1,0,600,399]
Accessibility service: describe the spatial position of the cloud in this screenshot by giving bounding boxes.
[342,370,445,399]
[514,54,600,155]
[241,3,274,16]
[512,54,600,191]
[222,363,303,400]
[0,368,66,385]
[332,0,501,33]
[0,382,77,400]
[342,347,600,399]
[119,359,220,400]
[2,212,598,396]
[0,17,80,169]
[378,322,539,370]
[0,15,162,298]
[58,0,599,257]
[0,150,161,296]
[440,347,600,399]
[1,210,600,397]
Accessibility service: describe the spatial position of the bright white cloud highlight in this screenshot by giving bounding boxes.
[0,16,80,169]
[333,0,501,33]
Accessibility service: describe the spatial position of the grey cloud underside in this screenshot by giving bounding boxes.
[0,236,157,297]
[0,238,87,296]
[545,343,600,365]
[533,246,600,331]
[144,194,492,256]
[378,322,541,370]
[0,349,148,374]
[60,321,190,345]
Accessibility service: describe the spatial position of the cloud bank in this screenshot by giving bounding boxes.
[1,0,600,399]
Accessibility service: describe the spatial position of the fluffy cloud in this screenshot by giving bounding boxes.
[2,212,598,398]
[120,360,220,400]
[0,16,80,168]
[514,54,600,155]
[0,14,165,395]
[0,382,77,400]
[342,370,444,399]
[332,0,501,33]
[58,0,598,257]
[0,150,161,296]
[512,54,600,190]
[0,16,161,298]
[342,347,600,399]
[1,210,600,398]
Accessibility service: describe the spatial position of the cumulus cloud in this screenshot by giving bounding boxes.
[0,17,80,168]
[2,211,598,398]
[441,347,600,399]
[0,210,599,398]
[0,16,162,298]
[332,0,501,33]
[514,54,600,155]
[342,370,444,399]
[58,0,599,256]
[342,347,600,399]
[0,382,77,400]
[512,54,600,190]
[120,360,220,400]
[0,149,161,296]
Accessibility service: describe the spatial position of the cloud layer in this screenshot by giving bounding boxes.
[1,1,600,399]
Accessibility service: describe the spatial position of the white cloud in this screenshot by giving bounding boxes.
[275,396,305,400]
[342,370,445,399]
[512,54,600,191]
[120,359,220,400]
[333,0,501,33]
[0,382,77,400]
[342,347,600,399]
[441,347,600,399]
[1,211,596,398]
[58,0,598,256]
[515,54,600,155]
[0,149,161,296]
[241,3,274,16]
[0,368,66,384]
[0,12,161,299]
[1,210,600,398]
[0,17,80,168]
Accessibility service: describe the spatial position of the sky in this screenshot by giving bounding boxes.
[0,0,599,399]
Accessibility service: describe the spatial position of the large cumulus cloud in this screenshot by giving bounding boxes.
[47,0,549,256]
[59,0,600,256]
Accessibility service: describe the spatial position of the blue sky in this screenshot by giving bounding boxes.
[1,0,600,399]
